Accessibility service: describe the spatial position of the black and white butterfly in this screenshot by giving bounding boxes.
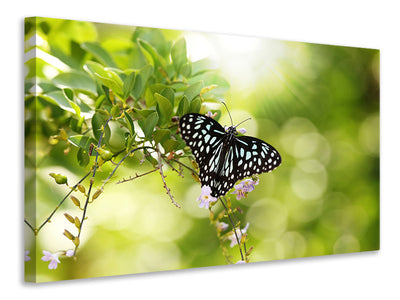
[179,112,281,198]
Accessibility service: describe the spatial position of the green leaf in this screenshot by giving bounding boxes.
[131,64,153,100]
[189,98,201,114]
[69,135,97,154]
[177,95,190,116]
[191,58,217,75]
[184,81,204,101]
[137,39,166,70]
[91,112,110,142]
[180,61,192,78]
[123,71,136,100]
[63,88,74,101]
[145,83,169,107]
[162,139,179,153]
[161,87,175,107]
[68,100,81,117]
[155,93,173,126]
[52,71,97,94]
[81,42,117,68]
[153,129,171,144]
[84,61,124,98]
[124,112,135,136]
[77,147,90,167]
[171,38,188,75]
[141,111,159,139]
[110,105,120,118]
[46,90,92,115]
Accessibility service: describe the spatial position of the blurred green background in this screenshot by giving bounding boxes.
[24,17,379,282]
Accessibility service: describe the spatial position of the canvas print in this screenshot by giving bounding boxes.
[24,17,379,282]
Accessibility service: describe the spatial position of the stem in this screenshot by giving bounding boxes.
[157,146,181,208]
[101,146,155,189]
[219,197,245,262]
[169,157,199,176]
[117,167,159,184]
[24,171,92,234]
[75,116,112,255]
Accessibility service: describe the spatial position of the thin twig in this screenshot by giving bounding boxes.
[75,116,112,255]
[101,146,155,188]
[116,167,159,184]
[219,196,245,262]
[162,157,184,178]
[24,170,92,234]
[170,157,199,176]
[157,146,181,208]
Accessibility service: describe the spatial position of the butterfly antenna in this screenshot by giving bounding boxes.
[221,101,234,126]
[234,117,251,128]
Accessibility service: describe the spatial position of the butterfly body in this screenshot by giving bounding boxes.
[179,113,281,197]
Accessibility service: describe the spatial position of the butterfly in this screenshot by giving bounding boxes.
[179,112,281,198]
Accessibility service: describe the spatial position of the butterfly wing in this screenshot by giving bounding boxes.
[179,113,228,191]
[233,135,282,182]
[206,136,282,197]
[179,113,282,198]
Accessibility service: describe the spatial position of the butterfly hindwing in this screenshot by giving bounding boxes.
[233,136,281,182]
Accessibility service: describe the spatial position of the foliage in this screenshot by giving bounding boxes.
[24,17,380,282]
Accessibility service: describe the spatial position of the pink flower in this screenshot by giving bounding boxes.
[236,260,246,264]
[197,185,218,209]
[217,222,229,231]
[41,250,61,270]
[237,127,247,134]
[231,179,259,200]
[205,111,218,118]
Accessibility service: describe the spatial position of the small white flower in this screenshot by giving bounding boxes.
[41,250,61,270]
[217,222,229,231]
[237,127,247,134]
[197,185,218,209]
[231,179,259,200]
[236,260,246,264]
[65,250,74,257]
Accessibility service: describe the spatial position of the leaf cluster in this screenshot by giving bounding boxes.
[24,18,230,167]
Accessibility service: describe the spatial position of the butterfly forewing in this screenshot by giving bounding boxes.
[179,114,226,186]
[179,113,281,198]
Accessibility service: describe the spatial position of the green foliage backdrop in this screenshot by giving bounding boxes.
[24,17,379,282]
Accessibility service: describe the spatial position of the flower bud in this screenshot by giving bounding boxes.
[49,173,68,185]
[246,246,254,256]
[200,84,218,96]
[63,229,75,240]
[96,148,113,161]
[92,188,103,201]
[77,184,86,194]
[59,128,68,141]
[73,237,80,247]
[64,213,75,223]
[70,195,81,208]
[74,217,81,229]
[191,172,200,183]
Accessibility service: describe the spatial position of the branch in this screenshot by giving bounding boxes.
[116,167,159,184]
[24,170,92,234]
[219,196,245,262]
[157,146,181,208]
